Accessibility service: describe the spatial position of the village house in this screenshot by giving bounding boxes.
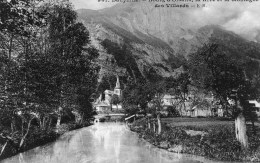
[160,94,190,116]
[188,95,224,117]
[249,100,260,117]
[155,93,224,117]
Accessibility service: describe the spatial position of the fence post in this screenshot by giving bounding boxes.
[153,120,156,133]
[147,118,151,129]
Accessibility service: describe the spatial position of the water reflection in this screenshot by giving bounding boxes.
[1,123,233,163]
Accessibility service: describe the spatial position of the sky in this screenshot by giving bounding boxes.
[70,0,117,10]
[69,0,260,42]
[198,2,260,42]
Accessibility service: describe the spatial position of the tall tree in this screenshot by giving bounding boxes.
[45,2,99,126]
[0,0,48,155]
[188,43,259,148]
[165,72,190,116]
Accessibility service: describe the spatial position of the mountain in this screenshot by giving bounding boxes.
[76,2,260,80]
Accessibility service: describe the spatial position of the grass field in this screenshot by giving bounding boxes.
[161,117,260,136]
[162,117,234,126]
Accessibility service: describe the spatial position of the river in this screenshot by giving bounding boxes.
[1,123,234,163]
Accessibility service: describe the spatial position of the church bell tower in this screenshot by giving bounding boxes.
[114,76,122,97]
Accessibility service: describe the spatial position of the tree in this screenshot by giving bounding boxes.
[111,94,121,110]
[188,43,259,148]
[43,2,99,126]
[122,78,159,115]
[0,1,100,156]
[0,0,48,155]
[165,72,190,116]
[149,91,164,134]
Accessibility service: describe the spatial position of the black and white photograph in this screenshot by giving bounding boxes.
[0,0,260,162]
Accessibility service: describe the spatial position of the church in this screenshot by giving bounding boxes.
[93,76,123,113]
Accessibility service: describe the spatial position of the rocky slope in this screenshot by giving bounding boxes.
[76,2,260,79]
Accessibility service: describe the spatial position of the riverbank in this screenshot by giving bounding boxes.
[2,123,220,163]
[130,117,260,162]
[0,121,92,161]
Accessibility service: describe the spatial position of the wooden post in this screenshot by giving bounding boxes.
[147,118,151,129]
[153,120,156,133]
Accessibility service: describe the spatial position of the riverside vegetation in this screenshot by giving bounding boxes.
[130,117,260,162]
[0,0,99,160]
[0,120,92,160]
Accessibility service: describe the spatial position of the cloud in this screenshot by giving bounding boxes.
[190,2,260,41]
[70,0,117,10]
[222,5,260,42]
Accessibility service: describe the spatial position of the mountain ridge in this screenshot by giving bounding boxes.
[76,2,260,79]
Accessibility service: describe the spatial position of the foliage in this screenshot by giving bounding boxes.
[97,75,117,94]
[0,0,99,158]
[164,72,190,114]
[188,43,259,117]
[0,0,46,35]
[188,44,242,101]
[111,94,121,106]
[122,77,165,115]
[41,2,99,120]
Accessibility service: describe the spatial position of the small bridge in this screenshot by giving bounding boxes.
[93,113,145,123]
[125,114,145,123]
[94,113,125,123]
[125,114,136,121]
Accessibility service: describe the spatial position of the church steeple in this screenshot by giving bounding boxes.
[114,76,122,97]
[115,76,120,89]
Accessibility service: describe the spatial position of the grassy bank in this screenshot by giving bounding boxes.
[130,117,260,162]
[0,121,91,161]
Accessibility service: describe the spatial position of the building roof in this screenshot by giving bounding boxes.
[163,94,176,99]
[249,100,260,107]
[94,101,110,107]
[104,90,114,94]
